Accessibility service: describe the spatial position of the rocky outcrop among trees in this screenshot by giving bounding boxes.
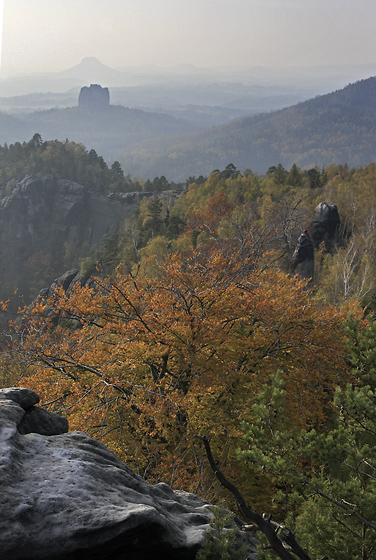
[292,201,340,279]
[0,387,257,559]
[311,201,340,250]
[292,229,314,279]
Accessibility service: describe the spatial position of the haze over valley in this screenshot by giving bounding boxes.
[0,64,376,181]
[0,0,376,180]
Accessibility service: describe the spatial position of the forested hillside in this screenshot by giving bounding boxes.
[1,74,376,182]
[121,76,376,180]
[82,160,376,310]
[0,103,195,165]
[0,134,143,192]
[2,134,376,557]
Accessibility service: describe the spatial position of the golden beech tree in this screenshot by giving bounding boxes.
[2,247,360,506]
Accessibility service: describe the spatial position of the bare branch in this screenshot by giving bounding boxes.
[195,435,313,560]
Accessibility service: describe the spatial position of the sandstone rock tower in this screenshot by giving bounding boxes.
[78,84,110,110]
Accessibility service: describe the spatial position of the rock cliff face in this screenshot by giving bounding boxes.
[0,387,257,559]
[0,175,150,302]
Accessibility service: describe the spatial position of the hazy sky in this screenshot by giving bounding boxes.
[1,0,376,75]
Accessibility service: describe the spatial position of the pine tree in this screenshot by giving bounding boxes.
[196,504,249,560]
[239,314,376,559]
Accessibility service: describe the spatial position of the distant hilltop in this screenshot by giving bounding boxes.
[78,84,110,110]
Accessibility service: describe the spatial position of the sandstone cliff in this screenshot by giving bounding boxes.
[0,175,150,303]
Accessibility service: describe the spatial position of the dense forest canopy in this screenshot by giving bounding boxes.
[0,134,141,193]
[2,133,376,558]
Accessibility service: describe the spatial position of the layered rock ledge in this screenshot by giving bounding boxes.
[0,387,257,559]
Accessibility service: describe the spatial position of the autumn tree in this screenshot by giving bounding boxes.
[1,244,358,508]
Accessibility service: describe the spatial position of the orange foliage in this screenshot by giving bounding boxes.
[3,248,359,501]
[188,190,235,237]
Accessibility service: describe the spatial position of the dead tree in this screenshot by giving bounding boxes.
[195,435,325,560]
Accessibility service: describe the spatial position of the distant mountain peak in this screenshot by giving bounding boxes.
[58,57,123,83]
[80,57,108,67]
[67,57,115,72]
[81,56,102,64]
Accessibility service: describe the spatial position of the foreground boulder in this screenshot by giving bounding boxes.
[0,388,257,559]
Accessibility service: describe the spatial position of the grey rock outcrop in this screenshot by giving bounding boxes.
[292,229,314,279]
[0,387,69,437]
[34,269,94,325]
[292,202,340,280]
[78,84,110,110]
[311,202,340,250]
[0,387,257,559]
